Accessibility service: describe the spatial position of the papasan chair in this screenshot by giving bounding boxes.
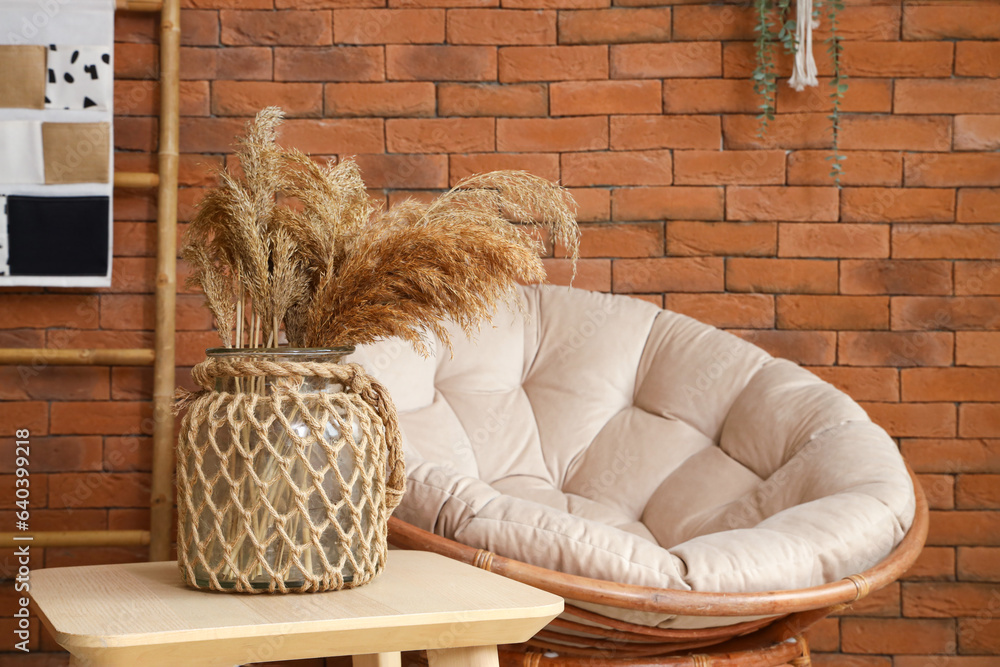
[348,284,928,666]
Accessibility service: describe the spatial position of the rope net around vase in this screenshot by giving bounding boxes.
[175,358,405,593]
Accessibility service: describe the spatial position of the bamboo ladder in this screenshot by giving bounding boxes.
[0,0,180,561]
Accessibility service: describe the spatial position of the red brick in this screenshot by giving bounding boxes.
[674,151,785,186]
[0,366,108,401]
[568,223,662,259]
[325,82,435,116]
[787,151,902,187]
[958,332,1000,367]
[557,8,671,45]
[816,5,902,41]
[838,581,903,617]
[0,402,47,436]
[664,293,774,329]
[776,78,892,114]
[955,115,1000,152]
[0,295,99,329]
[497,117,607,152]
[929,510,1000,547]
[892,296,1000,331]
[956,475,1000,510]
[613,257,723,293]
[663,79,756,114]
[956,41,1000,77]
[807,367,899,402]
[450,153,559,184]
[116,42,159,79]
[841,187,955,224]
[863,403,957,439]
[903,369,1000,403]
[387,45,496,81]
[212,81,322,117]
[448,9,555,45]
[100,294,212,331]
[568,188,610,223]
[907,153,1000,188]
[777,295,889,331]
[390,0,494,7]
[105,436,153,472]
[221,10,332,46]
[609,42,720,79]
[840,332,953,368]
[504,0,605,8]
[0,437,103,474]
[896,79,1000,115]
[842,41,954,78]
[957,189,1000,224]
[956,261,1000,296]
[438,83,547,117]
[115,80,210,117]
[353,153,448,189]
[561,150,672,187]
[111,367,153,401]
[893,225,1000,260]
[611,115,721,150]
[903,4,1000,40]
[275,46,385,81]
[0,329,44,348]
[902,439,1000,474]
[670,5,756,41]
[840,116,952,152]
[183,46,273,81]
[962,404,1000,438]
[812,657,890,667]
[958,546,1000,581]
[723,113,833,150]
[841,259,952,296]
[180,9,221,46]
[612,187,723,221]
[50,402,153,436]
[726,258,838,294]
[803,616,839,652]
[48,472,151,509]
[722,41,832,80]
[905,581,1000,619]
[550,80,661,116]
[732,330,836,366]
[386,118,494,153]
[667,221,775,257]
[903,546,956,582]
[114,117,158,153]
[334,9,444,43]
[727,187,839,222]
[498,45,607,82]
[541,258,609,292]
[960,618,1000,654]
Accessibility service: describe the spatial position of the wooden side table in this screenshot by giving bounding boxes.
[29,550,563,667]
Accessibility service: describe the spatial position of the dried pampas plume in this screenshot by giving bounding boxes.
[184,106,580,354]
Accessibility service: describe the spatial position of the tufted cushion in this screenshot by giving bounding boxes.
[349,285,916,628]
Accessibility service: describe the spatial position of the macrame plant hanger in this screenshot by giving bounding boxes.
[788,0,820,91]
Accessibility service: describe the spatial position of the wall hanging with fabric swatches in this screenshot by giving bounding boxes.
[0,0,115,287]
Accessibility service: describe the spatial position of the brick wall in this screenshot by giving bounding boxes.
[2,0,1000,664]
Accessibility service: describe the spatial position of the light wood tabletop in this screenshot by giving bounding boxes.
[29,550,563,667]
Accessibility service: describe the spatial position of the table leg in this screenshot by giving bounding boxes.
[354,653,402,667]
[427,645,499,667]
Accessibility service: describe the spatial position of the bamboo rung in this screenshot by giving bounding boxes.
[115,171,160,188]
[0,530,150,549]
[0,348,155,366]
[116,0,164,11]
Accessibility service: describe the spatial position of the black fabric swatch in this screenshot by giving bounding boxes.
[7,195,108,276]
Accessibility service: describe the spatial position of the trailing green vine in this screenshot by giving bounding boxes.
[752,0,847,185]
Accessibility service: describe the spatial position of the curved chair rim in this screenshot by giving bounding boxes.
[388,466,928,619]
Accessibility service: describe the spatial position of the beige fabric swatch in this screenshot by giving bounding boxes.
[0,45,46,109]
[43,122,110,184]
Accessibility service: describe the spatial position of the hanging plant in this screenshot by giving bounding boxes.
[752,0,847,183]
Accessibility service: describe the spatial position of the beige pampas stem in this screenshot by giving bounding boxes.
[183,106,580,354]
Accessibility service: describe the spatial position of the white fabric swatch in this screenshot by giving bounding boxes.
[45,44,113,111]
[0,1,116,47]
[0,121,44,184]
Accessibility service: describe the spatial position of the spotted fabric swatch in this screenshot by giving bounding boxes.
[42,122,110,184]
[44,44,112,111]
[0,121,44,184]
[0,45,47,109]
[6,195,109,277]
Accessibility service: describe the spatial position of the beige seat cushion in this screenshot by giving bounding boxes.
[349,285,916,629]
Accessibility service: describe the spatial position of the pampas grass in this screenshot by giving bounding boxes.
[184,107,579,352]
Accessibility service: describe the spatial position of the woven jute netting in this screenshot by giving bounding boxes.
[175,357,405,594]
